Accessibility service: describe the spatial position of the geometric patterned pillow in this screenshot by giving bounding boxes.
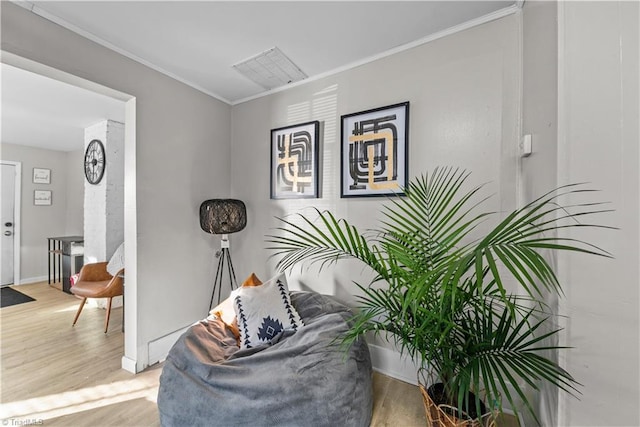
[232,273,303,350]
[210,273,264,343]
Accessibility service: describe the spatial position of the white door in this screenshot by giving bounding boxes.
[1,163,16,285]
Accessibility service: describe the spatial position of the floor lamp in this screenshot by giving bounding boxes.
[199,199,247,311]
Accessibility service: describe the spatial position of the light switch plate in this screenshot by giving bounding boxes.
[522,134,532,157]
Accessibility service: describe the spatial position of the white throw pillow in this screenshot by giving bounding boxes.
[107,242,125,276]
[232,273,303,349]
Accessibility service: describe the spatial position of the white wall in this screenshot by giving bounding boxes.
[521,2,559,426]
[0,142,82,283]
[83,120,124,263]
[231,12,520,361]
[64,149,84,236]
[1,2,231,371]
[558,2,639,426]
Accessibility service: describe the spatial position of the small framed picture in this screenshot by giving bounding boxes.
[270,121,320,199]
[33,168,51,184]
[340,102,409,198]
[34,190,52,206]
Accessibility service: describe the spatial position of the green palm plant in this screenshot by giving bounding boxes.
[267,167,611,425]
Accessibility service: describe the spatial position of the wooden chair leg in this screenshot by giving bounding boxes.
[104,297,113,333]
[72,297,88,326]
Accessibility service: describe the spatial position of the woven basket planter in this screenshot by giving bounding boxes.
[418,370,497,427]
[419,383,497,427]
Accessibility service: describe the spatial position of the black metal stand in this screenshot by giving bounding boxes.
[208,237,239,311]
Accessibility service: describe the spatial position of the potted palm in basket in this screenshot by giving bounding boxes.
[267,167,611,426]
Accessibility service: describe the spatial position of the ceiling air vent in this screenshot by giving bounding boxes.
[232,47,307,90]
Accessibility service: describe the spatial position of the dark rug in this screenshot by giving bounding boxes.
[1,286,36,308]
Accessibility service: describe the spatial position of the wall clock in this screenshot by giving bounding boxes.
[84,139,106,185]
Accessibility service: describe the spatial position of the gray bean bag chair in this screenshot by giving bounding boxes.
[157,291,373,426]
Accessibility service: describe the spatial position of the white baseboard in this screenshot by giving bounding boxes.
[17,275,47,285]
[368,344,420,385]
[121,355,137,373]
[89,296,123,309]
[147,324,191,366]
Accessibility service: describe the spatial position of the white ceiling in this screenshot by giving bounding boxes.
[2,1,516,152]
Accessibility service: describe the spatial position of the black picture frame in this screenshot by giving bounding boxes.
[270,120,320,199]
[340,102,409,198]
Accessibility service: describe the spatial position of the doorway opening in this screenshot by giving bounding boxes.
[1,51,138,373]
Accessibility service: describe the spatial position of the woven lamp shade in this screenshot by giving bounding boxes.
[199,199,247,234]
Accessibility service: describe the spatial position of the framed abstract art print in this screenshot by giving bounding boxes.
[340,102,409,198]
[270,121,320,199]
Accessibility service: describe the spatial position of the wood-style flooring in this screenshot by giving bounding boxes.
[1,282,427,426]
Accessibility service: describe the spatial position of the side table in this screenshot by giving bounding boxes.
[47,236,84,292]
